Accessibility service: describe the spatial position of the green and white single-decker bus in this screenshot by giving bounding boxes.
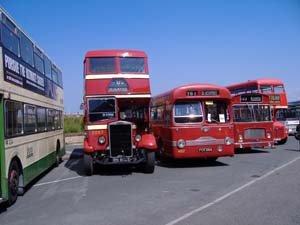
[0,7,64,205]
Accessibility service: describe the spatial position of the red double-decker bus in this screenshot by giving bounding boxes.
[226,78,288,145]
[150,84,234,161]
[83,50,157,175]
[231,93,274,149]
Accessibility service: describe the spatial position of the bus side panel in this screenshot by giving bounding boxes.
[4,132,63,187]
[163,125,234,158]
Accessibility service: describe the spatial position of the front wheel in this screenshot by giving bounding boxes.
[277,137,288,145]
[8,160,20,205]
[84,153,94,176]
[142,151,155,174]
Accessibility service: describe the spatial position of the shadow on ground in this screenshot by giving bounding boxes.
[64,148,147,176]
[234,148,270,155]
[156,157,229,168]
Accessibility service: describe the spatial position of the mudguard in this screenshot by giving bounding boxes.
[137,134,157,150]
[84,138,94,153]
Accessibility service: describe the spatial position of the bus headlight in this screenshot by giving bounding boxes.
[135,134,142,142]
[98,136,106,145]
[238,134,243,143]
[267,133,271,139]
[225,137,232,145]
[177,139,185,149]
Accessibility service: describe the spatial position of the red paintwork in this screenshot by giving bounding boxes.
[226,78,288,144]
[231,94,274,149]
[85,79,150,96]
[137,134,158,150]
[83,49,156,154]
[226,78,288,107]
[150,83,235,159]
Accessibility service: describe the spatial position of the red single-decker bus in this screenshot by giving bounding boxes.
[150,83,234,161]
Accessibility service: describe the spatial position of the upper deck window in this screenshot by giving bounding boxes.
[88,98,116,122]
[274,85,284,93]
[20,32,34,66]
[174,101,203,123]
[1,25,19,56]
[120,57,145,73]
[260,85,272,93]
[89,57,116,73]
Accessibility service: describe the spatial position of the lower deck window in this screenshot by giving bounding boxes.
[5,101,23,137]
[174,101,203,123]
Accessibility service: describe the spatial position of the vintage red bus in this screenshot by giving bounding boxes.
[231,93,274,149]
[150,84,234,161]
[83,50,157,175]
[226,78,288,145]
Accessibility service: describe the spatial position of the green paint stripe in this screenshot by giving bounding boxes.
[23,151,56,186]
[0,96,8,200]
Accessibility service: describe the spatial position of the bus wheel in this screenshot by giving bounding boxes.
[277,137,288,145]
[142,151,155,174]
[84,153,94,176]
[8,160,20,205]
[55,142,62,167]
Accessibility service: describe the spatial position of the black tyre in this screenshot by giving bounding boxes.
[84,153,94,176]
[277,137,288,145]
[142,151,155,174]
[8,160,20,205]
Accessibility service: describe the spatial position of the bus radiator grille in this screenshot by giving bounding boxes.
[244,128,265,139]
[109,123,132,157]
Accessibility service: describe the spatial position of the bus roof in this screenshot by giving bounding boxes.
[226,78,284,90]
[0,7,61,72]
[153,83,232,101]
[85,49,147,58]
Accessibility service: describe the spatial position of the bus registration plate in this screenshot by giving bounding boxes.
[199,148,212,152]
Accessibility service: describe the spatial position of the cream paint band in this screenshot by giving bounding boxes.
[85,94,151,98]
[86,74,149,79]
[86,124,137,130]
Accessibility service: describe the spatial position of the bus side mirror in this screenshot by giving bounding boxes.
[80,103,84,110]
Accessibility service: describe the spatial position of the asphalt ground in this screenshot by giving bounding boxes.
[0,137,300,225]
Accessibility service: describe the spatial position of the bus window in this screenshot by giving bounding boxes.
[233,105,253,122]
[205,101,230,123]
[1,24,19,56]
[89,57,116,73]
[37,107,47,132]
[174,101,203,123]
[260,85,272,93]
[253,105,271,122]
[274,85,284,93]
[5,101,23,137]
[88,98,116,122]
[120,57,145,73]
[24,104,37,134]
[34,51,44,74]
[20,32,34,66]
[44,57,52,80]
[47,109,55,130]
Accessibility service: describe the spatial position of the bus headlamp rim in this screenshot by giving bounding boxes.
[98,136,106,145]
[135,134,142,142]
[177,139,185,149]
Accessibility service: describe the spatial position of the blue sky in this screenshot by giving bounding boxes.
[1,0,300,113]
